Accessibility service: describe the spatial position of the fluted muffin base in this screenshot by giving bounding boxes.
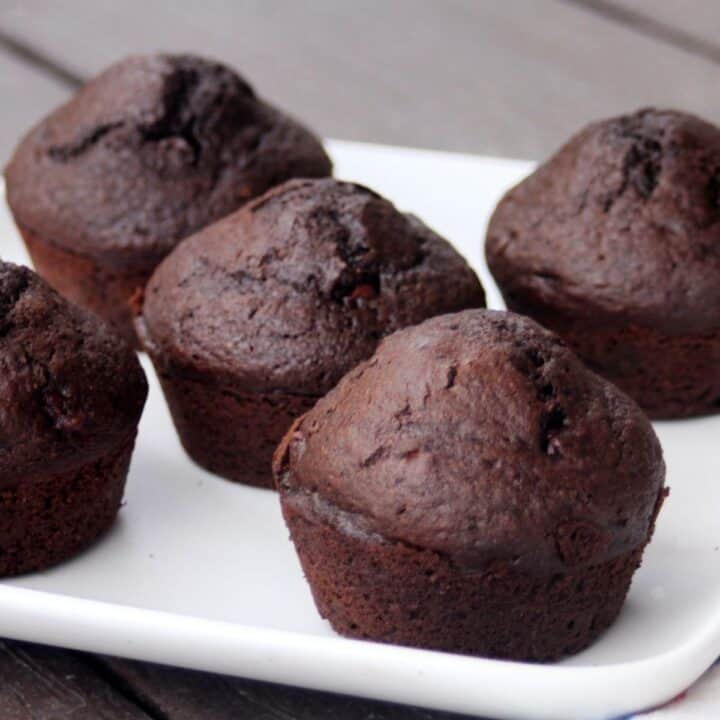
[505,299,720,420]
[0,435,136,577]
[281,499,649,662]
[21,226,147,349]
[152,370,317,488]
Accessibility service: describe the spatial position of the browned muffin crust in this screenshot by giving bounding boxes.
[5,54,332,344]
[0,436,134,577]
[0,262,147,486]
[486,108,720,417]
[138,178,486,486]
[0,262,147,575]
[274,310,666,659]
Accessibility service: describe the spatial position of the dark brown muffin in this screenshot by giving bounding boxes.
[486,108,720,418]
[273,310,667,661]
[0,262,147,576]
[137,178,486,488]
[5,54,332,347]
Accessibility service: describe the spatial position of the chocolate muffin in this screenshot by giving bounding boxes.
[137,178,485,488]
[273,310,667,660]
[486,108,720,418]
[0,262,147,577]
[5,54,332,347]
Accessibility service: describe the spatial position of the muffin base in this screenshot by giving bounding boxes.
[504,300,720,419]
[282,500,645,661]
[0,436,135,577]
[154,370,317,488]
[20,226,148,348]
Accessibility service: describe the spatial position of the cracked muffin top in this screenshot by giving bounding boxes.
[274,310,666,574]
[138,178,486,395]
[5,54,332,272]
[486,108,720,335]
[0,262,147,487]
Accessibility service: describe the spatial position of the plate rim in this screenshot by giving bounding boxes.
[1,147,719,720]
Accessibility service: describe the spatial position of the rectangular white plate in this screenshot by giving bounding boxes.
[1,140,719,720]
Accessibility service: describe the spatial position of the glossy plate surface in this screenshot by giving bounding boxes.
[1,141,719,720]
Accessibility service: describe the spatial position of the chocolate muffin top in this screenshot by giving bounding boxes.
[274,310,666,575]
[0,262,147,488]
[5,54,332,272]
[486,108,720,335]
[139,178,485,394]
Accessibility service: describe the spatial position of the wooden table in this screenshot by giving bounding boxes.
[0,2,717,717]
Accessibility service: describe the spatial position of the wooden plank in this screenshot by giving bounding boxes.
[1,0,720,159]
[0,641,151,720]
[0,48,70,165]
[582,0,720,62]
[98,656,467,720]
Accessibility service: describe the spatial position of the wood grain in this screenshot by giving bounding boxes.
[0,642,151,720]
[585,0,720,63]
[96,656,467,720]
[1,0,720,159]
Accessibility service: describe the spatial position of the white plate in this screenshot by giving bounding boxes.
[1,141,719,720]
